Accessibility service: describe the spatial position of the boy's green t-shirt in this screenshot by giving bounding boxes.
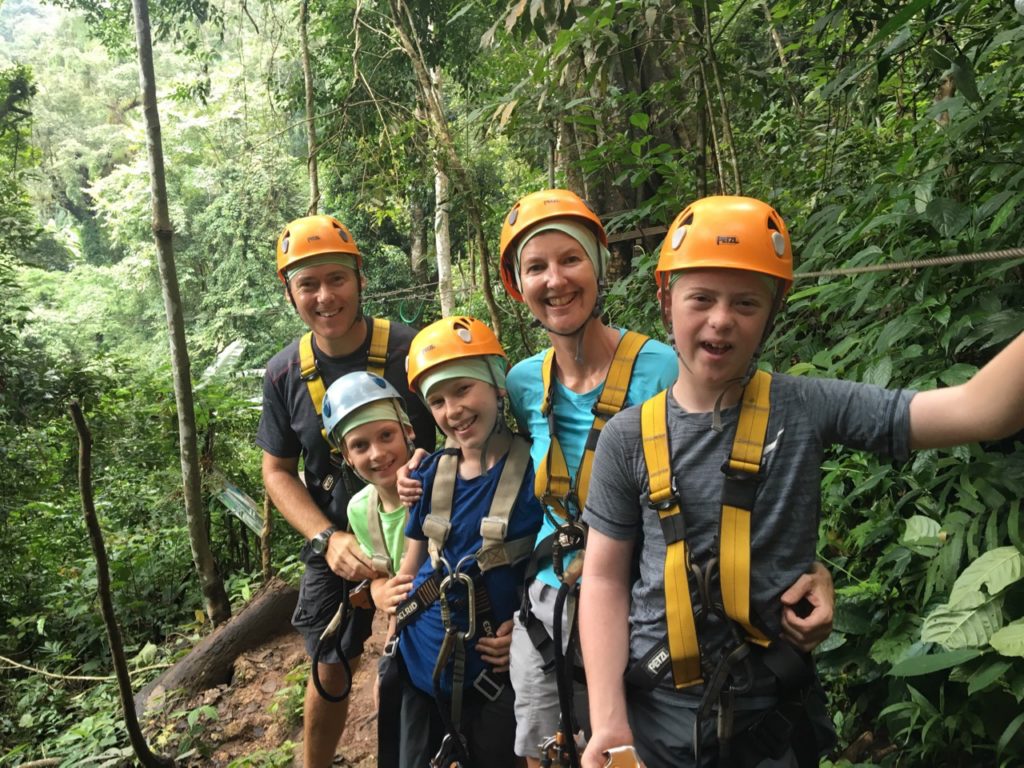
[346,483,407,573]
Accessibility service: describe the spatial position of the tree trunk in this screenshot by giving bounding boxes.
[300,0,320,215]
[131,0,230,626]
[134,577,299,717]
[388,1,503,335]
[70,402,175,768]
[702,0,741,193]
[434,162,454,316]
[409,193,427,278]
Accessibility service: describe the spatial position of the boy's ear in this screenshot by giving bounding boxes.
[338,442,353,467]
[403,424,416,442]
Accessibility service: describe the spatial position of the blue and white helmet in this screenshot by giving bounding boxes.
[322,372,410,448]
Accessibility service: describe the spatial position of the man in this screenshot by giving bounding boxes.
[257,214,435,767]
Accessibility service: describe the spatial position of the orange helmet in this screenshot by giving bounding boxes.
[655,196,792,295]
[276,214,361,283]
[407,316,506,392]
[498,189,607,301]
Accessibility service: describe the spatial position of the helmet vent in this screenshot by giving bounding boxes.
[671,225,688,250]
[771,231,786,256]
[281,236,290,254]
[508,207,519,225]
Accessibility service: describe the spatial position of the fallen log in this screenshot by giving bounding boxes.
[135,576,298,718]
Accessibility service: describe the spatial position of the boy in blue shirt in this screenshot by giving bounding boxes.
[391,316,543,768]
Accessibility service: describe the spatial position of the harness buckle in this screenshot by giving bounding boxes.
[382,635,398,658]
[551,520,586,581]
[479,516,508,541]
[646,477,680,512]
[348,579,373,610]
[472,668,505,702]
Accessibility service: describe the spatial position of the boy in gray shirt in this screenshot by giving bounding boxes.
[579,195,1024,768]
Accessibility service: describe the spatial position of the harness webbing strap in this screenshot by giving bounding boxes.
[424,435,534,573]
[365,487,398,577]
[720,370,772,647]
[299,330,327,415]
[477,436,533,571]
[535,331,649,520]
[641,390,702,688]
[367,317,390,377]
[636,371,775,689]
[298,317,391,443]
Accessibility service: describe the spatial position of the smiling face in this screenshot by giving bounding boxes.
[287,262,362,352]
[425,376,501,453]
[664,268,775,399]
[518,230,599,335]
[341,419,413,489]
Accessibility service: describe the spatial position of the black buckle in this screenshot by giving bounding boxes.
[552,520,586,581]
[473,668,505,702]
[382,635,398,658]
[721,461,762,510]
[647,477,679,511]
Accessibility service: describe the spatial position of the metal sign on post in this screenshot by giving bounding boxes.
[213,479,264,536]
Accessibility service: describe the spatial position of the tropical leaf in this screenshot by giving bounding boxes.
[967,658,1012,695]
[948,546,1024,607]
[902,515,940,546]
[921,596,1002,649]
[990,620,1024,658]
[889,648,982,677]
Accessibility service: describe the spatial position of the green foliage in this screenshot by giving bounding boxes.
[3,0,1024,762]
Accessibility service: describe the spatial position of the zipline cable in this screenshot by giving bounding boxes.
[796,246,1024,279]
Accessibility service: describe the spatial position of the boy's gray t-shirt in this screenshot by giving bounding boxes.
[582,373,914,691]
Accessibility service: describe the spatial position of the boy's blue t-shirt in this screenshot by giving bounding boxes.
[400,445,543,697]
[506,330,678,588]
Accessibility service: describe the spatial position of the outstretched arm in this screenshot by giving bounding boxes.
[909,332,1024,449]
[579,528,636,768]
[780,562,834,653]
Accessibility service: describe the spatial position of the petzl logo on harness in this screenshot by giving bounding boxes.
[646,647,670,675]
[716,235,739,245]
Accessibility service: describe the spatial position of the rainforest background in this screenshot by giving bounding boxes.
[2,0,1024,764]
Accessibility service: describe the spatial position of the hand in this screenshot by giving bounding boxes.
[325,531,375,581]
[376,574,415,614]
[780,561,835,652]
[397,448,429,507]
[475,619,513,672]
[581,728,639,768]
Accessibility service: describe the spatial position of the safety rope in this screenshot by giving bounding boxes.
[796,246,1024,279]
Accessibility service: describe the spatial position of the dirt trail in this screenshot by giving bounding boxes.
[157,612,387,766]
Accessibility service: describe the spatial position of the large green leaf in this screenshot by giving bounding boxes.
[968,658,1012,695]
[902,515,940,545]
[949,546,1024,606]
[990,620,1024,658]
[921,595,1002,649]
[889,648,982,677]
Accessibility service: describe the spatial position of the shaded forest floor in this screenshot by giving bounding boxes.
[149,613,387,767]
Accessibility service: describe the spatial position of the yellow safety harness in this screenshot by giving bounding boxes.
[534,330,649,521]
[638,369,773,689]
[299,317,391,444]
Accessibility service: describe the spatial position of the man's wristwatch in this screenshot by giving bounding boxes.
[310,526,337,556]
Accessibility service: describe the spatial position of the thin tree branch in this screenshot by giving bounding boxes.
[69,402,176,768]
